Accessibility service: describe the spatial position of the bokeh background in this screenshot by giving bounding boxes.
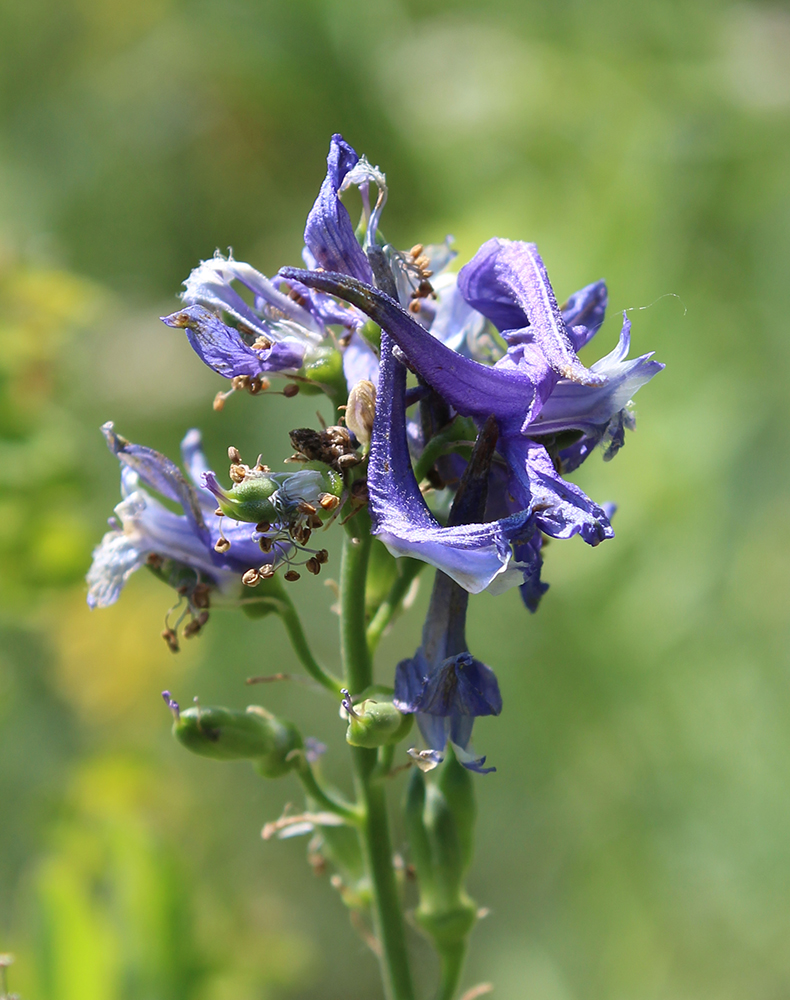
[2,0,790,997]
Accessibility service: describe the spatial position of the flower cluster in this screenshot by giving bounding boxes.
[88,134,662,770]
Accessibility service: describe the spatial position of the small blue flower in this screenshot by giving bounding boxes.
[87,423,284,610]
[394,569,502,774]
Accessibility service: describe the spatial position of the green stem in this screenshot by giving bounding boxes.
[340,519,415,1000]
[434,944,466,1000]
[297,760,360,823]
[367,557,426,654]
[273,580,343,694]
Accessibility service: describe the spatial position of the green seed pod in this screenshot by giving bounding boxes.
[207,462,342,524]
[344,693,412,749]
[171,702,302,778]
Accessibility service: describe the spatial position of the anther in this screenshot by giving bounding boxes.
[284,570,301,582]
[283,383,299,398]
[259,564,275,578]
[228,446,242,463]
[316,549,329,564]
[192,583,211,609]
[197,610,209,626]
[252,334,273,351]
[341,688,360,720]
[242,568,261,587]
[297,501,317,515]
[161,628,180,653]
[146,553,163,569]
[259,536,273,553]
[256,520,271,533]
[229,463,247,483]
[319,493,341,511]
[306,557,321,575]
[337,453,361,470]
[162,690,180,719]
[214,537,231,554]
[410,244,424,258]
[213,391,227,411]
[215,508,225,517]
[409,300,422,313]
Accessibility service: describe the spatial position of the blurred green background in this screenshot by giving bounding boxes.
[2,0,790,997]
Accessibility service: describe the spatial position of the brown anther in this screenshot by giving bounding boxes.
[228,446,242,463]
[259,563,276,578]
[252,335,273,351]
[283,383,299,398]
[248,376,263,395]
[197,610,209,626]
[177,585,189,596]
[416,254,430,270]
[308,515,323,529]
[256,520,271,533]
[316,549,329,564]
[297,501,317,515]
[232,375,251,391]
[161,628,180,653]
[242,568,261,587]
[146,553,164,569]
[318,493,340,511]
[214,537,231,554]
[192,583,211,609]
[229,463,247,483]
[418,279,434,296]
[338,333,352,347]
[408,299,422,313]
[337,453,361,470]
[410,243,424,258]
[306,557,321,575]
[284,570,301,582]
[183,619,201,638]
[213,392,227,412]
[259,536,273,553]
[215,508,225,517]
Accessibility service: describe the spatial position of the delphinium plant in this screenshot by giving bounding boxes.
[87,135,662,1000]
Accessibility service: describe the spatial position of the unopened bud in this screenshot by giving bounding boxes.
[345,380,376,447]
[345,694,412,749]
[171,703,302,778]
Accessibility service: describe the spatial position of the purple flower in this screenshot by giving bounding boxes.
[87,423,283,609]
[279,237,662,599]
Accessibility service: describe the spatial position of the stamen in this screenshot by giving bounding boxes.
[306,557,321,575]
[162,690,180,719]
[319,493,340,511]
[340,688,360,720]
[228,446,242,463]
[283,383,299,398]
[284,569,301,582]
[242,568,261,587]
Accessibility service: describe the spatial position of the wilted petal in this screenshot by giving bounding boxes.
[303,134,373,283]
[181,253,323,341]
[86,515,147,609]
[162,305,306,378]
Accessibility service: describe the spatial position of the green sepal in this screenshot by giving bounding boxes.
[214,462,342,524]
[173,704,302,778]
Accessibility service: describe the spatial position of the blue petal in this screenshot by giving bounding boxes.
[101,422,211,548]
[501,436,614,546]
[417,653,502,718]
[303,135,373,283]
[526,315,664,437]
[180,254,324,340]
[162,305,305,378]
[458,239,604,386]
[561,279,608,350]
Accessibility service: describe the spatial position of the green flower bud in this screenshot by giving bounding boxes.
[167,696,302,778]
[205,462,342,524]
[437,749,476,874]
[343,688,413,748]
